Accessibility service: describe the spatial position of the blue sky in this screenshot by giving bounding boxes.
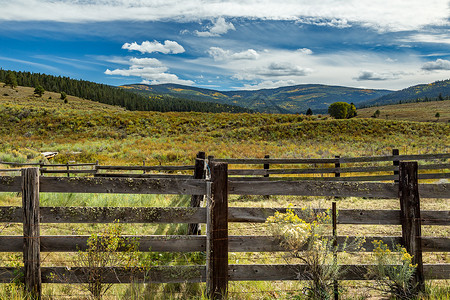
[0,1,449,91]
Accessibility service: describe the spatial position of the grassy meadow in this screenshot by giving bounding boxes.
[357,100,450,123]
[1,84,449,166]
[0,84,449,299]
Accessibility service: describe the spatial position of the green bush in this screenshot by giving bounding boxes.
[368,240,420,299]
[328,102,356,119]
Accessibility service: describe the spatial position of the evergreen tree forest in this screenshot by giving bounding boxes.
[0,69,253,113]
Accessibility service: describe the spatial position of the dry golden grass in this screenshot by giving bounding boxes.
[357,100,450,123]
[0,84,126,112]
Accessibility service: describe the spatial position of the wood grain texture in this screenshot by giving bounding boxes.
[228,264,450,281]
[189,151,206,235]
[22,168,41,299]
[399,162,424,291]
[207,162,228,300]
[1,235,447,253]
[1,264,448,284]
[39,177,206,195]
[97,165,195,171]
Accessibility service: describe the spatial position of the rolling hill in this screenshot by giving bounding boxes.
[0,70,252,114]
[359,79,450,107]
[120,83,392,114]
[357,100,450,123]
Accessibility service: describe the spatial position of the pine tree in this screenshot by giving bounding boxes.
[5,71,18,88]
[34,85,45,97]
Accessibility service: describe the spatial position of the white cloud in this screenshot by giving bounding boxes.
[122,40,185,54]
[2,0,448,32]
[207,47,259,61]
[404,33,450,45]
[235,62,312,80]
[128,57,165,68]
[297,48,313,55]
[104,57,194,85]
[0,55,60,72]
[240,80,298,90]
[195,17,235,37]
[354,70,403,81]
[296,17,351,28]
[422,59,450,71]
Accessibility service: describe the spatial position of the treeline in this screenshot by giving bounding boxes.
[0,69,253,113]
[360,79,450,108]
[359,93,450,109]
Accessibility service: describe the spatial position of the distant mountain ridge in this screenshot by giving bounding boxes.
[120,83,393,114]
[359,79,450,107]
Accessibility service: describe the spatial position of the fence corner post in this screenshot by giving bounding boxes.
[188,151,206,235]
[206,161,228,300]
[399,161,424,293]
[22,167,41,299]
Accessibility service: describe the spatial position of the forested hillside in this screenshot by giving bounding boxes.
[359,79,450,107]
[0,70,252,113]
[122,83,392,114]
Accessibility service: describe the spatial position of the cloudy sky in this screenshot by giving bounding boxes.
[0,0,449,91]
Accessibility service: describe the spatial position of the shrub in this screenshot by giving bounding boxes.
[52,222,141,300]
[368,240,419,299]
[34,85,45,97]
[266,206,363,300]
[328,102,356,119]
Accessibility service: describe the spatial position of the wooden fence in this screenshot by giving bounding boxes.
[0,159,449,299]
[1,149,449,182]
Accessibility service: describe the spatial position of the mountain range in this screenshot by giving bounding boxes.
[121,79,450,114]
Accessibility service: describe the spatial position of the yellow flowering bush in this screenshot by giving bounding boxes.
[266,205,361,300]
[369,240,419,299]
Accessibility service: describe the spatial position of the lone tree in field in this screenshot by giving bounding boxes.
[4,71,18,88]
[328,102,357,119]
[34,84,45,97]
[306,108,313,115]
[372,109,381,118]
[435,112,440,121]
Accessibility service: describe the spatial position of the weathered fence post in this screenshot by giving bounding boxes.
[22,168,41,299]
[393,149,399,183]
[334,155,341,178]
[206,161,228,300]
[188,151,206,235]
[264,155,270,178]
[399,162,424,293]
[332,202,339,300]
[334,156,341,200]
[264,155,270,198]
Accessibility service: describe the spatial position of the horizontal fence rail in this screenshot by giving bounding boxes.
[0,235,448,253]
[1,150,449,183]
[213,153,450,164]
[1,264,448,285]
[0,177,206,195]
[1,207,449,225]
[0,177,448,198]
